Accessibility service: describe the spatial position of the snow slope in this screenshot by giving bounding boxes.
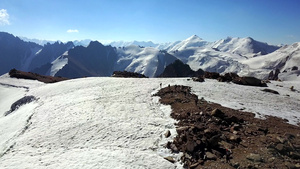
[1,75,300,168]
[49,52,69,76]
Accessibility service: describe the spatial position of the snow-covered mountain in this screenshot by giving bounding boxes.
[167,35,282,76]
[240,42,300,80]
[0,32,43,74]
[20,37,58,46]
[1,31,299,81]
[168,35,209,52]
[73,39,93,47]
[211,37,280,58]
[108,40,181,50]
[36,42,177,78]
[115,45,177,77]
[0,32,74,75]
[1,74,299,168]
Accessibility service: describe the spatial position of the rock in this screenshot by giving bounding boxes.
[218,72,239,82]
[219,141,235,149]
[292,66,298,71]
[229,135,241,143]
[285,161,298,169]
[208,134,221,148]
[186,140,197,152]
[290,86,295,91]
[289,151,300,159]
[211,108,225,118]
[164,156,176,163]
[261,88,279,94]
[268,69,280,80]
[204,71,220,79]
[232,76,267,87]
[205,152,217,160]
[190,160,204,168]
[232,162,240,168]
[5,96,37,116]
[112,71,148,78]
[246,153,263,163]
[192,77,205,82]
[164,130,171,138]
[276,136,287,143]
[170,143,178,152]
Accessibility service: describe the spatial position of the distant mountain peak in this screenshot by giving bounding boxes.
[186,34,203,41]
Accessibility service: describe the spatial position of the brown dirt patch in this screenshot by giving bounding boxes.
[9,69,69,83]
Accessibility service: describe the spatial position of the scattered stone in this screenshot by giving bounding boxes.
[246,153,263,163]
[164,156,176,163]
[186,140,197,152]
[164,130,171,138]
[205,152,217,160]
[192,77,205,82]
[290,86,295,91]
[261,88,279,94]
[211,108,225,118]
[229,135,241,143]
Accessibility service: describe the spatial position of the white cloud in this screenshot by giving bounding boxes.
[0,9,10,26]
[67,29,79,33]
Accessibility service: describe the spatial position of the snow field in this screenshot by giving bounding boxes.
[0,76,299,168]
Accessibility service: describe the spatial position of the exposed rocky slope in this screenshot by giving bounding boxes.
[9,69,68,83]
[111,71,147,78]
[155,85,300,169]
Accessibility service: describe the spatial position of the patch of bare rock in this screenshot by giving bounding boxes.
[9,69,69,83]
[154,85,300,169]
[111,71,148,78]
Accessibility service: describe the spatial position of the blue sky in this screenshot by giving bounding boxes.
[0,0,299,45]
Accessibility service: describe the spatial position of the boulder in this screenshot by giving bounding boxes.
[232,76,267,87]
[205,152,217,160]
[246,153,263,163]
[192,77,205,82]
[211,108,225,118]
[261,89,279,94]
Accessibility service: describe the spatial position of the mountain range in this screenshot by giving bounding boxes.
[1,31,299,80]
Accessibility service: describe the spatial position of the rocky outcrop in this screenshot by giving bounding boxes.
[9,69,68,83]
[5,96,36,116]
[111,71,147,78]
[232,76,268,87]
[204,71,267,87]
[268,69,280,80]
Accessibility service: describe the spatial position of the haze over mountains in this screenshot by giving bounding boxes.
[1,31,299,80]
